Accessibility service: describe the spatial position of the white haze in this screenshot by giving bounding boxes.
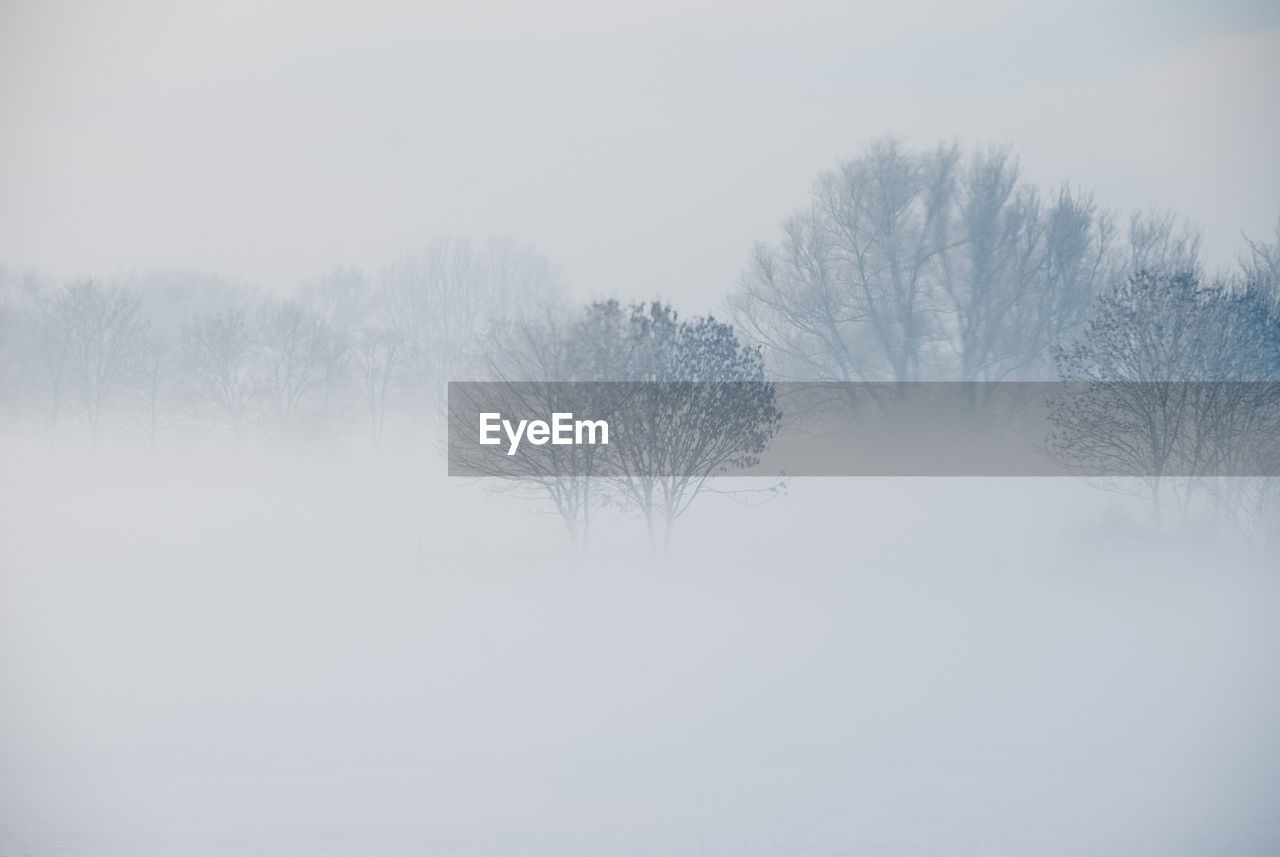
[3,1,1280,854]
[1,1,1279,309]
[2,436,1279,855]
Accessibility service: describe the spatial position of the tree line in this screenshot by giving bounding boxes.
[0,238,560,443]
[2,137,1278,548]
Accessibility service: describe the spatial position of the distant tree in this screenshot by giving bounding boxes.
[1125,211,1202,278]
[381,237,561,428]
[731,212,862,382]
[1049,271,1280,526]
[126,270,253,340]
[258,298,337,428]
[812,138,955,383]
[0,268,32,418]
[28,291,70,436]
[298,265,373,424]
[353,323,402,443]
[129,331,184,445]
[938,159,1113,383]
[467,306,628,547]
[46,280,150,438]
[1206,227,1280,548]
[730,139,1113,387]
[584,301,782,552]
[458,301,781,552]
[180,309,258,437]
[1239,216,1280,303]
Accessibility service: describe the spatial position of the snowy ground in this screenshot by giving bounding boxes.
[2,439,1278,855]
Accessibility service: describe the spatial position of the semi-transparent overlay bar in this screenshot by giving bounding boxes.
[448,381,1280,477]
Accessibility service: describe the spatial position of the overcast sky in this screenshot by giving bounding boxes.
[1,0,1277,311]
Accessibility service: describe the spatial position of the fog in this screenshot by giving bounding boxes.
[2,1,1279,308]
[2,436,1279,854]
[4,1,1280,854]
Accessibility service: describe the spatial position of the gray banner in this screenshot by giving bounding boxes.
[447,381,1280,477]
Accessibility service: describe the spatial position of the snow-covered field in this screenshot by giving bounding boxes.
[3,439,1278,855]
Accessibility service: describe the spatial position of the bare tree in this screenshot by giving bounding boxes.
[1125,210,1202,278]
[0,267,38,420]
[731,139,1111,389]
[454,305,625,547]
[816,138,956,383]
[180,309,258,437]
[28,292,70,436]
[455,301,781,552]
[729,139,959,393]
[1203,240,1280,547]
[1049,271,1280,526]
[299,265,374,425]
[938,153,1113,383]
[730,212,868,383]
[1240,216,1280,303]
[353,323,402,443]
[44,280,150,439]
[585,301,782,552]
[382,237,561,428]
[258,298,335,428]
[129,332,184,445]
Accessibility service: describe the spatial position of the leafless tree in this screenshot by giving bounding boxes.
[454,301,781,552]
[353,323,402,443]
[25,292,70,436]
[381,237,561,429]
[939,154,1113,383]
[258,298,336,428]
[300,265,377,425]
[454,306,622,547]
[729,211,869,383]
[1124,210,1202,278]
[0,268,36,420]
[42,280,151,439]
[1240,216,1280,303]
[1050,271,1280,527]
[129,332,184,445]
[815,138,956,383]
[584,301,781,553]
[731,139,1112,389]
[180,309,258,438]
[303,266,404,441]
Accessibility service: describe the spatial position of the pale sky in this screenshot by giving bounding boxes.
[1,0,1278,311]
